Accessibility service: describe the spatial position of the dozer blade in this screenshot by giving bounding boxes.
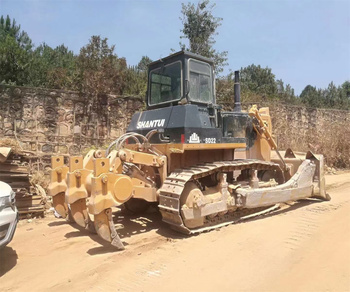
[94,208,124,250]
[236,159,329,209]
[271,149,330,201]
[306,151,331,201]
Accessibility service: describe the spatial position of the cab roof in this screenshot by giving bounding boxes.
[149,50,214,67]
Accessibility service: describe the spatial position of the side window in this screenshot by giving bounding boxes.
[189,59,213,103]
[149,62,182,105]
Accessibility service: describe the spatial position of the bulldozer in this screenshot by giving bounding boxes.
[48,51,330,249]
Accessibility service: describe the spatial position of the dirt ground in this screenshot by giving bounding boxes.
[1,172,349,292]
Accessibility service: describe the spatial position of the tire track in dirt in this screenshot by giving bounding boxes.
[1,173,349,292]
[282,189,350,251]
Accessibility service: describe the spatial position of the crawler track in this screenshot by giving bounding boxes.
[158,159,283,234]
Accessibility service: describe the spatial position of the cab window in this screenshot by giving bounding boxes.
[188,59,213,103]
[149,62,182,105]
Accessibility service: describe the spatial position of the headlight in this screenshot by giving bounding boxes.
[0,196,11,211]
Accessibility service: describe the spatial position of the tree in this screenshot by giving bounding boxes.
[216,65,298,104]
[179,0,228,74]
[137,56,152,71]
[284,84,295,101]
[338,81,350,110]
[216,73,235,104]
[46,44,77,89]
[0,15,32,85]
[0,34,31,85]
[0,15,32,50]
[28,43,76,89]
[276,79,295,102]
[323,82,338,108]
[300,85,322,107]
[341,81,350,98]
[124,56,153,97]
[240,64,277,98]
[75,35,127,97]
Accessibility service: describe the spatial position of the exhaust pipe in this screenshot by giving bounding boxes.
[234,70,242,112]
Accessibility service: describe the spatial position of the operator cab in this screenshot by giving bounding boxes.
[127,50,256,147]
[147,50,216,109]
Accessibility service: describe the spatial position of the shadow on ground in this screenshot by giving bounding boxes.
[47,220,68,227]
[0,246,18,277]
[47,198,326,255]
[233,198,326,226]
[46,205,175,255]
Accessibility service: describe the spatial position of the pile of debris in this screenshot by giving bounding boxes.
[0,143,47,219]
[326,166,337,175]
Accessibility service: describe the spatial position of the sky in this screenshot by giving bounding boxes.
[1,0,349,95]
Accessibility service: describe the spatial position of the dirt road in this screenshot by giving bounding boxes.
[1,173,349,292]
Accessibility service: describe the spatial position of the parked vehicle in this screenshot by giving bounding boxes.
[49,51,329,249]
[0,181,18,248]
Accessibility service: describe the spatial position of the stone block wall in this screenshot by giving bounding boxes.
[229,102,350,168]
[1,85,349,170]
[0,85,144,172]
[267,103,350,168]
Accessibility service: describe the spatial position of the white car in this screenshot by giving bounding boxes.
[0,181,18,248]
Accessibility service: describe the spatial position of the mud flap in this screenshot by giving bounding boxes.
[94,208,124,250]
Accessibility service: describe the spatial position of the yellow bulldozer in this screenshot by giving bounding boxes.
[48,51,330,249]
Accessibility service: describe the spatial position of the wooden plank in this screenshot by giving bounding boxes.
[8,181,31,188]
[16,195,42,201]
[16,199,42,207]
[16,201,43,208]
[18,206,45,213]
[0,176,30,184]
[0,173,29,179]
[0,147,12,163]
[0,163,29,173]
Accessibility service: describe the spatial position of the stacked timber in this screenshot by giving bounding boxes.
[0,146,46,218]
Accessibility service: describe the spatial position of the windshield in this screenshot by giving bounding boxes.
[188,59,213,103]
[149,61,182,105]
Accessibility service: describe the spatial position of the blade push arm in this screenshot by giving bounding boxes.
[249,105,288,172]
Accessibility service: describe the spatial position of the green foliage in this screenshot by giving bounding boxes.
[0,15,32,50]
[216,74,234,103]
[300,85,321,107]
[300,82,350,110]
[276,79,295,103]
[0,34,31,85]
[341,81,350,97]
[28,43,76,89]
[216,65,296,104]
[240,64,277,98]
[0,14,348,111]
[121,55,153,97]
[123,56,153,97]
[137,56,152,71]
[75,35,127,96]
[123,66,147,97]
[180,0,228,74]
[0,15,32,85]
